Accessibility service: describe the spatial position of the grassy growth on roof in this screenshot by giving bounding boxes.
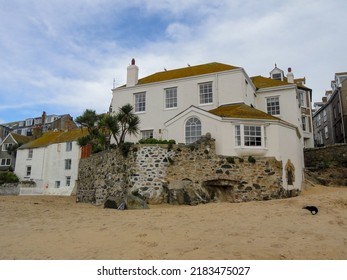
[209,103,279,120]
[251,76,291,89]
[20,128,88,149]
[137,62,239,85]
[10,133,32,144]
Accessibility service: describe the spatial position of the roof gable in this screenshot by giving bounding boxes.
[121,62,239,87]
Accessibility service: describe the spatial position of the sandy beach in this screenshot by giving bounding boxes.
[0,184,346,260]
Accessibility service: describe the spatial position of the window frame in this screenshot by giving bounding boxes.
[26,166,32,177]
[66,176,71,187]
[0,158,11,166]
[141,130,154,139]
[66,142,73,152]
[266,96,280,115]
[164,87,178,109]
[198,82,213,105]
[185,117,202,144]
[134,92,146,113]
[28,149,33,159]
[65,159,72,170]
[235,124,265,148]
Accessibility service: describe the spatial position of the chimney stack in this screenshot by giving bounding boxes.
[126,58,139,87]
[287,67,294,83]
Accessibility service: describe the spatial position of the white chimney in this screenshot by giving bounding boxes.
[126,58,139,87]
[287,67,294,83]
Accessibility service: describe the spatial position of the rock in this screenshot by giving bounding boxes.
[125,194,149,209]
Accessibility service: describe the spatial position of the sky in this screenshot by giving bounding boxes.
[0,0,346,124]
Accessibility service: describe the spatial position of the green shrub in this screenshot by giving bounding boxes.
[139,138,176,145]
[0,172,19,185]
[119,142,134,158]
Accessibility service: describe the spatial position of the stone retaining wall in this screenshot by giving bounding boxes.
[76,140,298,206]
[304,144,347,168]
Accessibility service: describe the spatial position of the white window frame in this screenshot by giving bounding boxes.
[66,176,71,187]
[65,159,72,170]
[2,143,13,151]
[25,119,33,126]
[266,96,280,115]
[199,82,213,105]
[134,92,146,113]
[0,158,11,166]
[324,126,329,139]
[164,87,177,109]
[141,130,154,139]
[66,142,73,152]
[26,166,32,177]
[302,117,307,131]
[55,181,61,188]
[185,117,202,144]
[235,124,265,148]
[28,149,33,159]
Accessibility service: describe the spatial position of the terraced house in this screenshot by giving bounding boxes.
[111,60,313,190]
[14,128,88,195]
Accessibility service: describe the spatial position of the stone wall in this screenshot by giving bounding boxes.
[0,181,37,195]
[76,139,298,206]
[304,144,347,168]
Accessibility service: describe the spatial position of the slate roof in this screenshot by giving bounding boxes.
[20,128,88,149]
[209,103,280,120]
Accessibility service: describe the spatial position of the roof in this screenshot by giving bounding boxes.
[251,76,292,89]
[120,62,240,87]
[209,103,280,120]
[20,128,88,149]
[11,133,32,145]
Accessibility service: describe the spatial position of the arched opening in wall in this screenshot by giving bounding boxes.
[285,159,295,186]
[203,179,238,202]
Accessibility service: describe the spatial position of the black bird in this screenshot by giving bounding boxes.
[303,206,318,215]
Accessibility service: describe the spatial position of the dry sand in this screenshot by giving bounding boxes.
[0,184,346,260]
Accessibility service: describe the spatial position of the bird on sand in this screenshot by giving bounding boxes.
[302,206,318,215]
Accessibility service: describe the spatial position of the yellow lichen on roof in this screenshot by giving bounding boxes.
[209,103,279,120]
[137,62,239,85]
[251,76,291,89]
[20,128,88,149]
[11,133,32,144]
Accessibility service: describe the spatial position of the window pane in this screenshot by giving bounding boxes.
[266,97,280,115]
[185,117,202,144]
[165,87,177,108]
[199,82,213,104]
[244,125,262,146]
[135,92,146,112]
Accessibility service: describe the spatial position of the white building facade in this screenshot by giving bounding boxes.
[111,60,313,190]
[15,129,87,195]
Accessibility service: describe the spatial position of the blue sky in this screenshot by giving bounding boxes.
[1,0,346,124]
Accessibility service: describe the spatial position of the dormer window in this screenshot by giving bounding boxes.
[272,73,282,80]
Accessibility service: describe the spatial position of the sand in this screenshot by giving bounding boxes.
[0,184,346,260]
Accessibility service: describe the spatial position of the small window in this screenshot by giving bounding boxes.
[134,92,146,112]
[25,119,33,126]
[26,166,32,176]
[66,142,73,152]
[266,97,280,115]
[141,130,154,139]
[1,158,11,166]
[2,143,13,151]
[324,126,329,139]
[323,110,327,122]
[272,73,282,80]
[165,87,177,109]
[302,117,307,131]
[55,181,61,188]
[199,82,213,104]
[185,117,202,144]
[66,176,71,187]
[28,149,33,159]
[65,159,72,170]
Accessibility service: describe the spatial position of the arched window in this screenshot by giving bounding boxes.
[185,117,201,144]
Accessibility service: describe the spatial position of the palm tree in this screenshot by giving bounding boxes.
[116,104,140,144]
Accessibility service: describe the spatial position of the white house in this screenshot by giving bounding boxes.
[15,128,88,195]
[111,60,313,190]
